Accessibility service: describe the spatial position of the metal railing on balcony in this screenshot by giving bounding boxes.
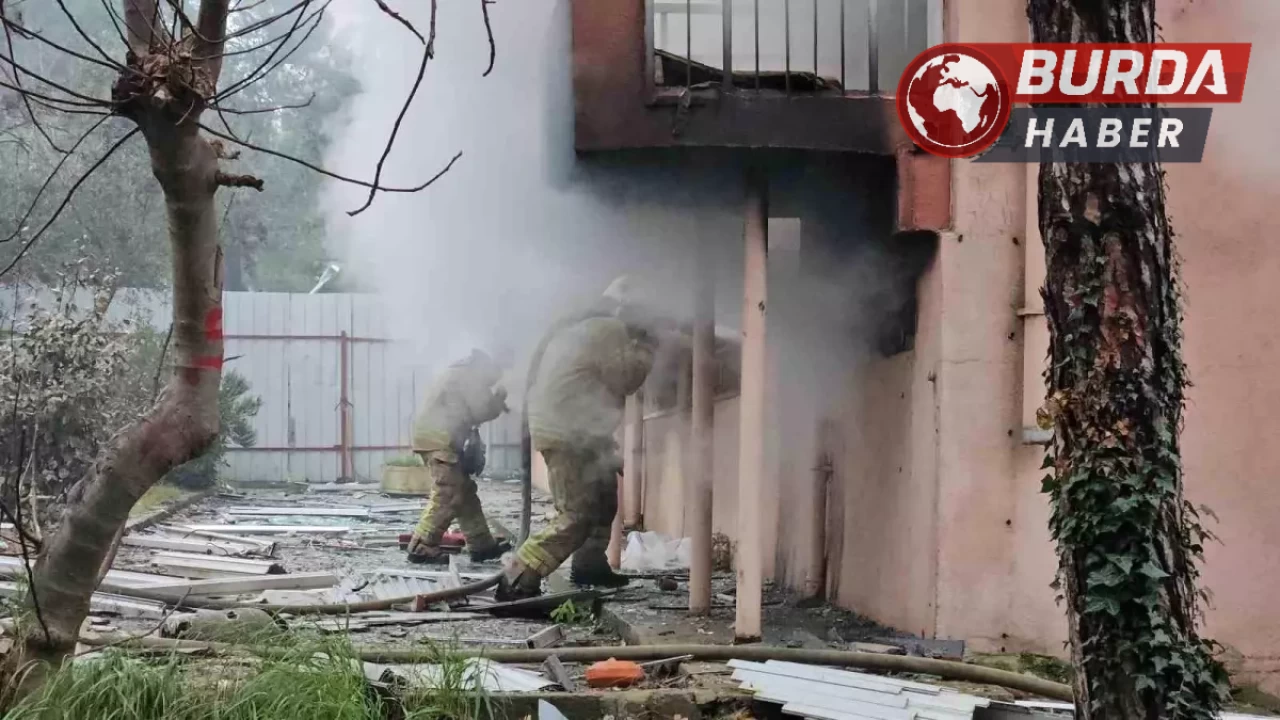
[646,0,942,95]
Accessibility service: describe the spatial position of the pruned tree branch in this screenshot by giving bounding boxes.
[348,0,435,216]
[123,0,164,55]
[481,0,496,77]
[369,0,423,44]
[215,170,263,190]
[214,92,313,114]
[199,121,462,195]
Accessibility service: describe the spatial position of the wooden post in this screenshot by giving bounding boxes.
[735,168,767,642]
[689,237,716,615]
[623,391,645,528]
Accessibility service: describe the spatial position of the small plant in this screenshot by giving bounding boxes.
[549,599,593,626]
[165,370,262,490]
[386,454,425,468]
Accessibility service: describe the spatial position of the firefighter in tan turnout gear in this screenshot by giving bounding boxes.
[498,278,659,600]
[406,349,510,564]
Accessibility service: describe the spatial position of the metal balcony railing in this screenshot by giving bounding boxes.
[646,0,942,95]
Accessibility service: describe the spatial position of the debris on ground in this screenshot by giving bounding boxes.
[0,480,1122,715]
[729,659,1053,719]
[585,658,646,688]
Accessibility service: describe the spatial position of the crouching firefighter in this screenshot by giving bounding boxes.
[498,278,659,600]
[406,349,511,565]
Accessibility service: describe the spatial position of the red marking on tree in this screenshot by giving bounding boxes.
[193,355,223,370]
[205,307,223,341]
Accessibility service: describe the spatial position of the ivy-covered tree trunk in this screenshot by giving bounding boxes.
[1028,1,1228,718]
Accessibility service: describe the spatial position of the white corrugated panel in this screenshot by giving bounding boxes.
[730,660,988,720]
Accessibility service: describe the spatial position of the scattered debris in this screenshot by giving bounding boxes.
[586,658,646,688]
[848,641,906,656]
[226,506,372,518]
[542,655,577,691]
[104,571,339,598]
[875,635,966,660]
[367,658,555,692]
[156,526,278,551]
[656,576,679,592]
[0,556,176,588]
[180,524,352,536]
[621,531,691,572]
[728,659,1061,720]
[638,655,693,680]
[538,699,570,720]
[525,624,566,649]
[149,551,286,578]
[163,608,278,641]
[123,534,268,557]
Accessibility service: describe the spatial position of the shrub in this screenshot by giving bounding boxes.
[165,370,262,490]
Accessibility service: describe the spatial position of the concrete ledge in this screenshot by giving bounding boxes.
[126,489,214,533]
[473,689,750,720]
[600,604,734,647]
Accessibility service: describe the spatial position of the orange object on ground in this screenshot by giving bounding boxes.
[585,658,645,688]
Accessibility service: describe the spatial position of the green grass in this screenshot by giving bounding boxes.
[129,485,187,518]
[5,633,494,720]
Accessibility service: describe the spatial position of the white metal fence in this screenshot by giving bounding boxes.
[1,287,523,485]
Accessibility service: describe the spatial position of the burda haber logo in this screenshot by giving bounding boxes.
[896,43,1252,163]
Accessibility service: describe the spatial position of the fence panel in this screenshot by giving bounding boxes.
[0,285,522,485]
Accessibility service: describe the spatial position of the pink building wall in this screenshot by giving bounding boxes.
[532,0,1278,694]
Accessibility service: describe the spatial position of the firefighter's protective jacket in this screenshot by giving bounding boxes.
[411,361,505,459]
[527,316,654,448]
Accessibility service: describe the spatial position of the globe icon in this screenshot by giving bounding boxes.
[903,51,1003,151]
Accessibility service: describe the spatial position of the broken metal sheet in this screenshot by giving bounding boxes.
[524,624,566,649]
[366,502,428,514]
[361,573,442,602]
[180,524,351,536]
[366,658,554,692]
[0,582,183,620]
[122,534,263,557]
[149,551,286,578]
[0,556,178,588]
[156,526,277,549]
[252,589,336,605]
[225,506,372,518]
[103,571,339,597]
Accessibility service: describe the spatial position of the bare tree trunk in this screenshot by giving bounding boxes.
[19,0,231,665]
[1028,1,1228,718]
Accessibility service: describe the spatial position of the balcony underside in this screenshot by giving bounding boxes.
[577,87,905,154]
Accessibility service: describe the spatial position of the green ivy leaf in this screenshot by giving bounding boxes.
[1139,562,1170,580]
